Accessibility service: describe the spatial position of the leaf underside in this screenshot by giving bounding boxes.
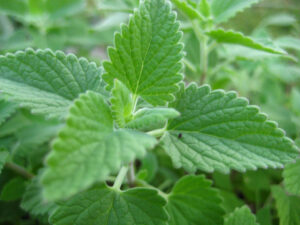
[42,91,156,201]
[161,83,299,173]
[50,185,168,225]
[166,175,224,225]
[211,0,260,23]
[103,0,184,106]
[206,29,287,55]
[0,48,107,119]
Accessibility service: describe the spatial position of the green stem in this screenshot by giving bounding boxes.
[127,162,136,187]
[136,179,168,200]
[183,58,197,73]
[5,162,34,179]
[113,166,128,190]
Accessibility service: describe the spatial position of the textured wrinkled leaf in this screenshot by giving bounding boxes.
[161,83,299,173]
[21,172,56,217]
[166,175,224,225]
[0,99,17,126]
[224,206,259,225]
[283,158,300,196]
[50,184,168,225]
[111,79,134,128]
[126,107,180,132]
[272,186,300,225]
[0,49,107,119]
[42,91,156,201]
[211,0,260,23]
[0,177,26,201]
[171,0,204,20]
[0,148,9,174]
[207,29,287,55]
[103,0,183,106]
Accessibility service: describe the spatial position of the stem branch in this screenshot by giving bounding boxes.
[113,166,128,190]
[127,162,136,187]
[5,162,34,179]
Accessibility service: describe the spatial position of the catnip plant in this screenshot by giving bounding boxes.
[0,0,299,224]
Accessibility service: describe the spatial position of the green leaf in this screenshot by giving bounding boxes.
[0,148,9,174]
[160,83,299,173]
[166,175,224,225]
[219,190,244,214]
[224,206,259,225]
[211,0,260,23]
[171,0,205,21]
[0,49,107,119]
[0,0,84,22]
[50,184,168,225]
[283,158,300,196]
[257,206,272,225]
[126,107,180,132]
[198,0,210,17]
[0,177,26,201]
[42,91,156,201]
[137,152,158,182]
[111,79,134,128]
[275,36,300,51]
[103,0,183,106]
[272,186,300,225]
[261,13,297,27]
[21,171,56,217]
[0,99,17,126]
[207,29,287,55]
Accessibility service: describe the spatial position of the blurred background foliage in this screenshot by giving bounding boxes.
[0,0,299,224]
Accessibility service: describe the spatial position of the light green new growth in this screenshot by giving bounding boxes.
[211,0,260,23]
[103,0,184,106]
[224,206,260,225]
[111,79,134,128]
[42,91,156,201]
[283,158,300,196]
[272,186,300,225]
[161,83,299,173]
[126,107,180,132]
[206,29,287,55]
[50,184,168,225]
[171,0,205,21]
[166,175,224,225]
[0,49,107,119]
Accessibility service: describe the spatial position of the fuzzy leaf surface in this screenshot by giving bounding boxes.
[0,49,107,119]
[161,83,299,173]
[103,0,183,106]
[224,206,259,225]
[207,29,287,55]
[50,184,168,225]
[42,91,156,201]
[211,0,260,23]
[283,158,300,196]
[126,107,180,132]
[272,186,300,225]
[166,175,224,225]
